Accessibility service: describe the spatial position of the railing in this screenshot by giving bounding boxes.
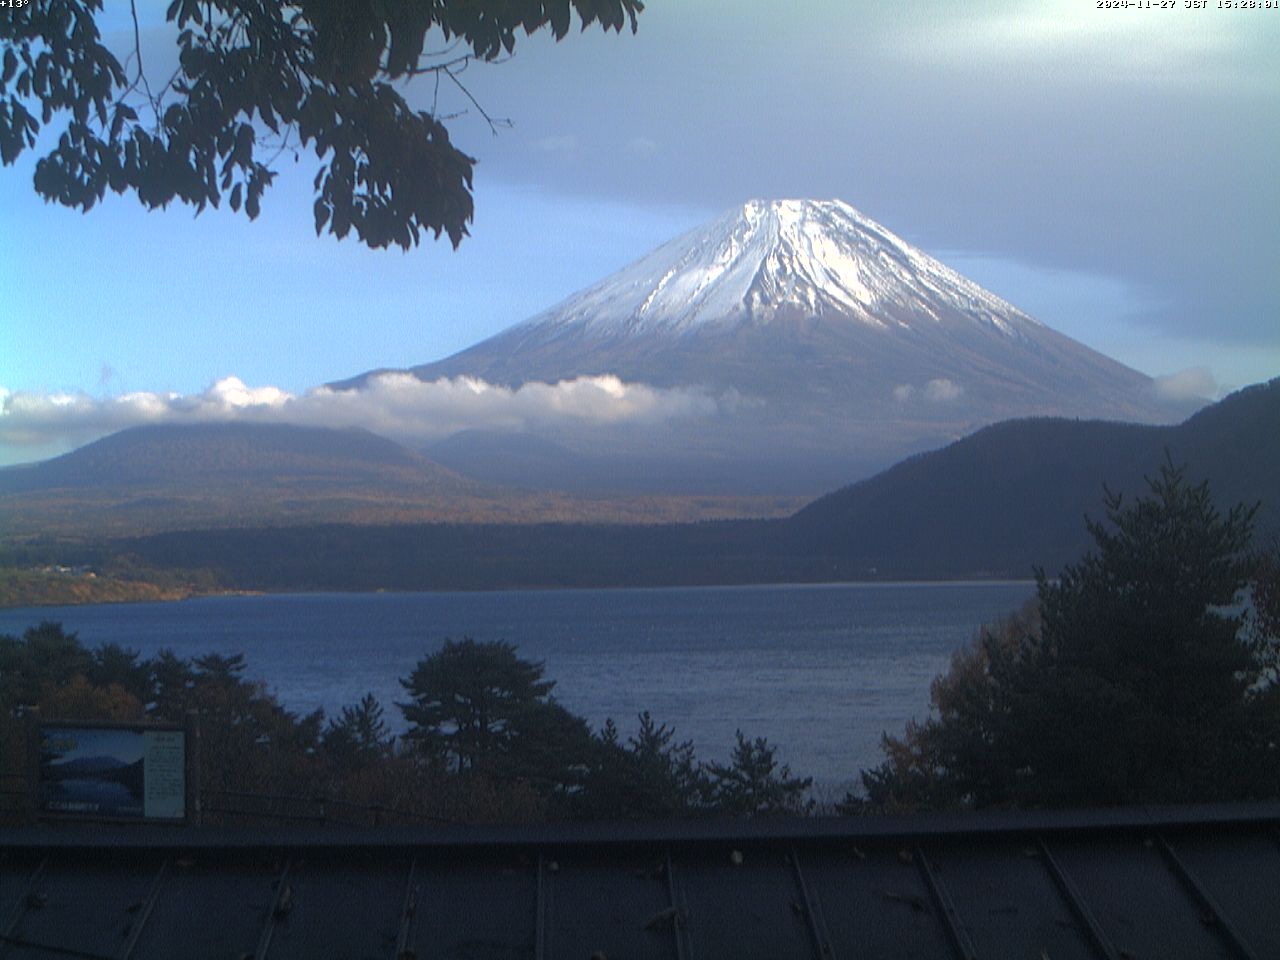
[0,771,455,828]
[201,790,456,827]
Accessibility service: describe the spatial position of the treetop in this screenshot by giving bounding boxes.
[1,0,644,249]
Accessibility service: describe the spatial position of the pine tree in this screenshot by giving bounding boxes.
[705,732,813,816]
[398,638,555,774]
[861,459,1276,808]
[323,693,393,772]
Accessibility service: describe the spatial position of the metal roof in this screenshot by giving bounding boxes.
[3,803,1279,959]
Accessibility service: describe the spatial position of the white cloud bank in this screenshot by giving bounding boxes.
[0,373,728,454]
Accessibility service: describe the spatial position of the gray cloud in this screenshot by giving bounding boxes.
[446,1,1277,350]
[1152,367,1217,403]
[924,379,964,403]
[893,379,964,404]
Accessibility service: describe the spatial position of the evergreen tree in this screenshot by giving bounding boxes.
[88,643,155,707]
[576,712,711,819]
[322,693,393,772]
[0,621,92,713]
[398,638,557,774]
[501,698,595,797]
[148,649,196,721]
[860,459,1275,809]
[705,732,814,816]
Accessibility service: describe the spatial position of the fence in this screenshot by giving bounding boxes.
[202,789,455,827]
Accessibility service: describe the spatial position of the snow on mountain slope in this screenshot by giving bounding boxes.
[332,198,1195,493]
[397,198,1158,412]
[519,199,1034,338]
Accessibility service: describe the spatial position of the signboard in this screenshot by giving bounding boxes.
[37,720,192,823]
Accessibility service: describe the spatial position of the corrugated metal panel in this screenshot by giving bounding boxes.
[677,843,813,959]
[928,839,1097,960]
[800,840,954,959]
[2,804,1279,960]
[3,854,163,959]
[540,849,677,960]
[129,853,278,960]
[1046,836,1238,959]
[409,852,538,960]
[1169,829,1280,957]
[269,856,406,960]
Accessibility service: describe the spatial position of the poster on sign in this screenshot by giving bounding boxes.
[38,722,188,822]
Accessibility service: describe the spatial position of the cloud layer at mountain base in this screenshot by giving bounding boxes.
[0,374,726,454]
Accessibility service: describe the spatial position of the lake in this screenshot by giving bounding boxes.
[0,581,1037,789]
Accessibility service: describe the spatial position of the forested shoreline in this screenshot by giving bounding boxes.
[4,381,1276,607]
[4,463,1279,825]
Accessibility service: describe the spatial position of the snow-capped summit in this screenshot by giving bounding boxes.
[336,198,1194,494]
[522,198,1034,339]
[388,197,1150,405]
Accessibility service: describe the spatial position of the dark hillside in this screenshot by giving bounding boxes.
[5,381,1275,593]
[112,521,808,592]
[0,422,467,491]
[1166,378,1280,514]
[792,378,1280,578]
[0,422,805,539]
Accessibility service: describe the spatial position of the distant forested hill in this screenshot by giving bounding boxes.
[791,377,1280,578]
[0,423,801,537]
[4,380,1276,594]
[0,422,462,490]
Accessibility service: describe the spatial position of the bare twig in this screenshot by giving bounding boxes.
[122,0,158,116]
[443,64,512,135]
[400,52,477,78]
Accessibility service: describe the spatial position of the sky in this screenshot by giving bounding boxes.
[1,0,1277,465]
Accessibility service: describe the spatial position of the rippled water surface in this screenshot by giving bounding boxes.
[1,582,1036,786]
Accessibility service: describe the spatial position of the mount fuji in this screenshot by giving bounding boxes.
[342,199,1192,493]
